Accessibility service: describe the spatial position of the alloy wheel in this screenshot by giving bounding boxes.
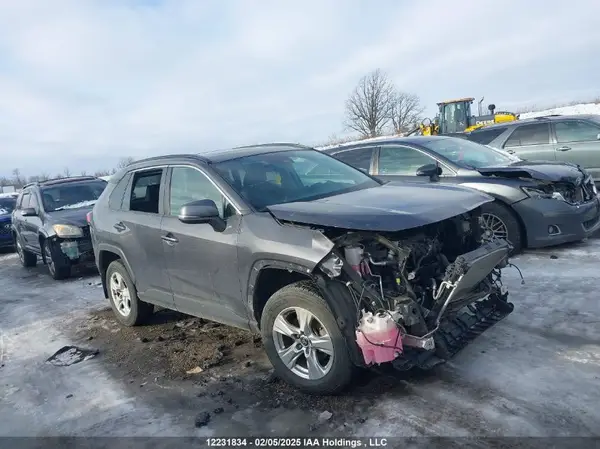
[272,306,334,380]
[16,240,24,263]
[110,272,132,317]
[44,243,55,276]
[481,213,509,242]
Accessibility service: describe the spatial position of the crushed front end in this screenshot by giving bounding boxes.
[316,207,515,371]
[47,224,96,269]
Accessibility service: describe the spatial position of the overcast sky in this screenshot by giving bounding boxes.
[1,0,600,177]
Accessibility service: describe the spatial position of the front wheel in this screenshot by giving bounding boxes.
[43,240,71,280]
[260,281,355,395]
[480,201,523,254]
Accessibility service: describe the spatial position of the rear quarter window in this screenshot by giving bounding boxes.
[108,173,132,210]
[467,127,507,145]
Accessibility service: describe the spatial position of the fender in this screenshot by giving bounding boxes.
[459,182,527,205]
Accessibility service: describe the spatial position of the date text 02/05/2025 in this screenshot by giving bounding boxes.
[205,437,388,447]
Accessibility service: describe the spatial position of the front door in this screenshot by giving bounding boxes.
[161,165,248,329]
[552,119,600,181]
[375,144,455,184]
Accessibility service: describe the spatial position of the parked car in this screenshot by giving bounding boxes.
[0,193,18,250]
[466,114,600,182]
[89,143,515,394]
[11,176,108,279]
[323,136,600,253]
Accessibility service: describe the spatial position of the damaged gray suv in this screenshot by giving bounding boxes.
[89,143,515,394]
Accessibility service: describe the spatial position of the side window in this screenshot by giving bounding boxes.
[555,120,600,143]
[29,193,39,210]
[504,123,550,147]
[108,173,132,210]
[378,146,437,176]
[129,169,163,214]
[467,128,506,145]
[20,193,31,209]
[169,167,233,219]
[334,148,373,172]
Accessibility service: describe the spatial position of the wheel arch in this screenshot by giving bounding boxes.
[96,244,136,299]
[248,259,315,328]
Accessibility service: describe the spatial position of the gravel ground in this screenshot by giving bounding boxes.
[0,237,599,439]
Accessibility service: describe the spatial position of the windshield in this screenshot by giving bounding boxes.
[41,180,107,212]
[422,138,521,169]
[0,197,16,215]
[213,149,379,210]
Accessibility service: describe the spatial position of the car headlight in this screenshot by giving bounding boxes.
[521,187,566,202]
[53,224,84,238]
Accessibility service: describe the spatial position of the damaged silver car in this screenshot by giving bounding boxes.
[90,143,517,395]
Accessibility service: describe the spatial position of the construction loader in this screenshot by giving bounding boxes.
[408,97,519,136]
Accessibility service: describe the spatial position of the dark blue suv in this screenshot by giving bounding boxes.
[0,194,18,250]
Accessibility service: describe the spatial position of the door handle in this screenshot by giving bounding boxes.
[506,149,515,154]
[161,234,179,244]
[557,146,571,152]
[113,222,126,232]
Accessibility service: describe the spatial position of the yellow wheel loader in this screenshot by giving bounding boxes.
[408,97,519,136]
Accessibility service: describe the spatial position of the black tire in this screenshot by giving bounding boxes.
[260,281,355,395]
[43,239,71,280]
[15,234,37,267]
[106,260,153,326]
[480,201,523,254]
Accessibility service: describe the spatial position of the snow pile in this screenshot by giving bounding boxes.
[519,102,600,119]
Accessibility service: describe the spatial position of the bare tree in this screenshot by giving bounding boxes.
[63,167,71,177]
[390,92,425,134]
[39,172,50,181]
[80,170,88,176]
[12,168,23,186]
[344,69,395,138]
[94,169,111,177]
[117,156,135,169]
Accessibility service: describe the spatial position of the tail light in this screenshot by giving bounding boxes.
[86,211,93,224]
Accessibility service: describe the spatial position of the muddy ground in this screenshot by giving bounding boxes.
[1,238,600,439]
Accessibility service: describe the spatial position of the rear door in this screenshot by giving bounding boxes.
[160,165,247,328]
[118,168,174,309]
[374,144,456,183]
[552,119,600,180]
[501,122,555,161]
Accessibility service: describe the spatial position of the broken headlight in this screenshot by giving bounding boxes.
[521,187,566,202]
[53,224,84,238]
[319,253,343,278]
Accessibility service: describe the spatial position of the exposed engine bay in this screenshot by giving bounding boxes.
[317,207,517,370]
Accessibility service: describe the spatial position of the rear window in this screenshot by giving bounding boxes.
[467,128,507,145]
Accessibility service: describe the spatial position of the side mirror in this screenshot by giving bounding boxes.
[596,133,600,141]
[416,163,442,180]
[178,199,226,232]
[21,208,37,217]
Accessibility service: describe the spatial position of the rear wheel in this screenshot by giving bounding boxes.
[480,201,522,254]
[15,236,37,267]
[43,240,71,280]
[106,260,154,326]
[260,281,355,395]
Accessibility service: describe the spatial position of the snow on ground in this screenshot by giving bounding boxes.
[519,102,600,119]
[0,237,599,437]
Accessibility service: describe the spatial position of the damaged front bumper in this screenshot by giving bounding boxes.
[512,194,600,248]
[47,231,96,267]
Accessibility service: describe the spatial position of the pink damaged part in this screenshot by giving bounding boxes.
[355,311,403,365]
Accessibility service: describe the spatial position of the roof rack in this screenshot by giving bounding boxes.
[533,114,562,120]
[40,176,100,186]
